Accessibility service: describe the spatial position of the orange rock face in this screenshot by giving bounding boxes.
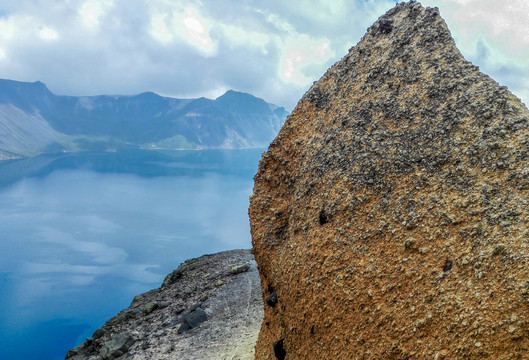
[250,2,529,359]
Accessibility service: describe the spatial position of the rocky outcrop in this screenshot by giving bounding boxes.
[250,1,529,359]
[65,250,263,360]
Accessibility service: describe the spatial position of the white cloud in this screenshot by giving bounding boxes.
[78,0,114,29]
[0,0,526,110]
[0,15,17,40]
[279,35,333,85]
[261,10,296,33]
[38,227,127,265]
[148,12,173,44]
[245,8,335,86]
[147,2,217,56]
[16,260,161,305]
[0,14,34,41]
[39,26,59,40]
[220,23,270,54]
[178,8,216,55]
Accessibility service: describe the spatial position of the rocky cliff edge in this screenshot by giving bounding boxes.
[65,250,263,360]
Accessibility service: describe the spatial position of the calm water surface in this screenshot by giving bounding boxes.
[0,149,263,360]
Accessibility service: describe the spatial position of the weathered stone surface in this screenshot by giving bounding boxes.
[99,331,135,359]
[177,307,208,333]
[230,262,251,274]
[65,250,263,360]
[250,1,529,359]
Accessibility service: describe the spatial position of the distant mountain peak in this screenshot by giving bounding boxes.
[0,79,289,157]
[214,89,282,115]
[136,91,162,98]
[0,78,51,93]
[216,90,256,101]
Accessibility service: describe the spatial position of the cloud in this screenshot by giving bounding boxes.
[0,0,526,110]
[15,261,161,306]
[78,0,114,29]
[279,35,332,85]
[148,2,217,56]
[38,227,127,265]
[38,26,59,40]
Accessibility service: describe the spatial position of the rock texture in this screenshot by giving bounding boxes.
[250,2,529,359]
[65,250,263,360]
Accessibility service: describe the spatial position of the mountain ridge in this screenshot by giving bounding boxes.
[0,79,288,158]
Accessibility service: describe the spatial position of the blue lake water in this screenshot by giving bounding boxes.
[0,149,263,360]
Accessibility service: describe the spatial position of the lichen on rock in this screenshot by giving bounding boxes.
[250,1,529,359]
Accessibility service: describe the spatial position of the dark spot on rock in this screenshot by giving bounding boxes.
[144,302,159,314]
[158,301,170,309]
[161,267,184,288]
[92,328,105,339]
[266,292,278,307]
[306,85,330,110]
[177,322,191,334]
[310,325,315,334]
[274,225,288,239]
[129,308,141,317]
[273,338,286,360]
[319,209,329,225]
[99,332,135,360]
[175,308,185,315]
[177,307,208,334]
[443,259,453,272]
[190,302,202,311]
[379,19,393,34]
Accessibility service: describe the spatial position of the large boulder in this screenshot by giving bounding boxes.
[250,1,529,359]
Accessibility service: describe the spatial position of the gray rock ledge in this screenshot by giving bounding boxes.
[65,249,263,360]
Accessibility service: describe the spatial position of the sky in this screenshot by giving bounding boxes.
[0,0,527,111]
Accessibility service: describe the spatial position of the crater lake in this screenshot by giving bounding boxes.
[0,148,263,360]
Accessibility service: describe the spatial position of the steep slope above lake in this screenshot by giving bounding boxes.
[65,250,263,360]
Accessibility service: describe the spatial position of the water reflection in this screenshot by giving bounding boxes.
[0,149,262,360]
